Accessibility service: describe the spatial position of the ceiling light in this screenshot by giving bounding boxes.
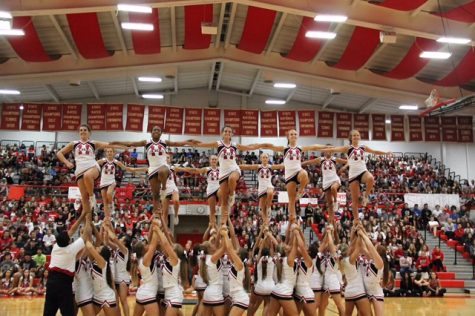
[419,51,451,59]
[385,119,391,124]
[265,99,286,105]
[138,77,162,83]
[399,105,418,110]
[142,94,164,99]
[19,105,24,110]
[0,20,11,30]
[117,4,152,13]
[0,11,12,19]
[273,83,296,89]
[314,14,348,23]
[437,37,471,45]
[121,22,153,31]
[0,29,24,36]
[305,31,337,39]
[0,89,20,95]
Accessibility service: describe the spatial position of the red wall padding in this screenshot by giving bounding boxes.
[284,17,330,62]
[330,26,380,71]
[130,8,161,54]
[66,13,113,59]
[8,16,59,62]
[237,6,277,54]
[184,5,213,49]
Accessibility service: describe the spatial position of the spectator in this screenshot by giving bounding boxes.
[399,251,413,276]
[42,229,56,254]
[427,272,446,297]
[431,246,445,272]
[416,252,431,273]
[32,248,46,274]
[413,273,429,297]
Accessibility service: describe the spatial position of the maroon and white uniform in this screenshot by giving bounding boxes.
[145,139,168,179]
[321,157,341,191]
[257,164,274,198]
[73,140,99,179]
[348,146,367,182]
[217,141,240,183]
[283,146,302,183]
[99,158,119,189]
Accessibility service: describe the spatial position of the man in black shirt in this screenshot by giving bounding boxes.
[420,203,432,230]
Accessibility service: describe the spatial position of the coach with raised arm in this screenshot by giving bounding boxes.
[43,211,90,316]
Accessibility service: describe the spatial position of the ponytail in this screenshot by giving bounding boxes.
[260,248,270,281]
[377,245,389,287]
[100,247,114,290]
[199,243,211,285]
[175,244,189,288]
[275,245,286,282]
[309,242,323,275]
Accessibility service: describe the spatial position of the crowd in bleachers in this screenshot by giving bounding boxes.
[0,142,474,296]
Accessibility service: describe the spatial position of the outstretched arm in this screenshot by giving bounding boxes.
[223,233,244,271]
[320,146,348,153]
[238,164,259,171]
[302,144,327,152]
[258,143,286,152]
[271,164,285,170]
[190,141,219,149]
[86,241,107,269]
[109,140,147,147]
[302,158,322,167]
[177,167,207,175]
[365,146,391,156]
[68,211,86,238]
[116,161,147,173]
[94,141,129,151]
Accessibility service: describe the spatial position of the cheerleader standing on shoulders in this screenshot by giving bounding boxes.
[267,224,300,316]
[98,147,147,219]
[261,129,326,223]
[155,227,188,316]
[321,130,391,223]
[319,226,345,316]
[357,227,388,316]
[110,126,194,217]
[133,220,161,316]
[294,229,317,316]
[57,124,126,220]
[339,225,371,316]
[239,153,284,225]
[161,155,182,227]
[191,126,267,226]
[302,149,346,226]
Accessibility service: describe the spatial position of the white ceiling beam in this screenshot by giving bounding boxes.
[87,81,100,100]
[208,62,216,90]
[311,23,344,65]
[322,94,335,109]
[110,12,128,55]
[265,12,287,56]
[248,69,262,96]
[224,2,237,49]
[174,72,178,93]
[171,6,177,52]
[215,2,226,48]
[131,77,139,97]
[0,37,23,62]
[215,62,224,90]
[48,15,78,60]
[44,84,60,102]
[358,97,378,113]
[286,89,296,102]
[359,43,387,71]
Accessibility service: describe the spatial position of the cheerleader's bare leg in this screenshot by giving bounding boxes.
[118,282,130,316]
[331,293,345,316]
[360,172,374,206]
[297,170,309,197]
[219,181,230,227]
[349,181,361,224]
[149,176,163,218]
[162,197,170,228]
[157,165,170,191]
[208,196,217,226]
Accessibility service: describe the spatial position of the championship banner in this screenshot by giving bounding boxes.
[147,105,166,132]
[224,109,241,135]
[278,111,296,137]
[105,104,123,131]
[317,111,333,138]
[165,107,184,134]
[353,114,369,140]
[241,110,258,136]
[298,110,316,136]
[390,115,405,141]
[184,108,202,135]
[61,104,82,131]
[203,109,221,135]
[457,116,473,143]
[371,114,386,140]
[125,104,144,132]
[424,116,440,142]
[441,116,457,142]
[408,115,423,141]
[21,104,41,131]
[260,111,278,137]
[336,112,352,139]
[0,103,20,130]
[87,104,106,130]
[42,104,62,131]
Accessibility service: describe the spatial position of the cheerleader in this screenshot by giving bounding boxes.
[181,155,220,226]
[106,226,132,316]
[319,226,345,316]
[357,228,388,316]
[74,253,95,316]
[162,155,181,227]
[133,221,160,316]
[294,230,317,316]
[15,269,34,296]
[56,124,125,220]
[191,126,266,226]
[339,225,371,316]
[239,153,284,225]
[85,239,120,316]
[155,227,189,315]
[98,147,147,219]
[302,149,347,225]
[201,228,228,316]
[267,224,300,316]
[308,242,325,315]
[0,270,14,296]
[191,245,207,316]
[261,129,326,223]
[322,130,391,222]
[33,270,48,296]
[110,126,194,216]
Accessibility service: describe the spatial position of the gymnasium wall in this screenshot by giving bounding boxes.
[1,89,474,180]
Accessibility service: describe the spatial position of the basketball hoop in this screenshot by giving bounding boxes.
[425,89,440,108]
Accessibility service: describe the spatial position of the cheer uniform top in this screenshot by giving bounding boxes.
[136,256,159,305]
[145,139,168,179]
[73,140,100,180]
[323,252,342,293]
[257,164,274,198]
[348,146,367,183]
[202,255,225,306]
[360,257,384,301]
[254,256,275,296]
[164,165,179,197]
[161,258,184,308]
[228,263,249,309]
[99,158,119,189]
[206,167,220,198]
[217,141,240,183]
[271,258,297,300]
[91,261,116,307]
[310,255,324,292]
[74,258,93,307]
[321,157,341,191]
[113,249,130,285]
[283,146,303,184]
[294,259,315,302]
[341,257,366,301]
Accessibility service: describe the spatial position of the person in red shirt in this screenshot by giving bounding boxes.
[431,246,445,272]
[0,231,13,251]
[416,253,431,273]
[454,226,465,243]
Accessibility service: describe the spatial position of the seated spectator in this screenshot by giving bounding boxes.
[427,272,446,297]
[413,272,430,297]
[454,225,465,243]
[42,229,55,254]
[416,252,431,273]
[0,270,15,296]
[33,269,48,296]
[32,248,46,276]
[0,252,17,274]
[18,254,36,275]
[399,272,414,297]
[383,273,400,297]
[443,218,456,239]
[14,269,34,296]
[418,244,430,258]
[431,246,445,272]
[0,231,13,252]
[399,251,413,276]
